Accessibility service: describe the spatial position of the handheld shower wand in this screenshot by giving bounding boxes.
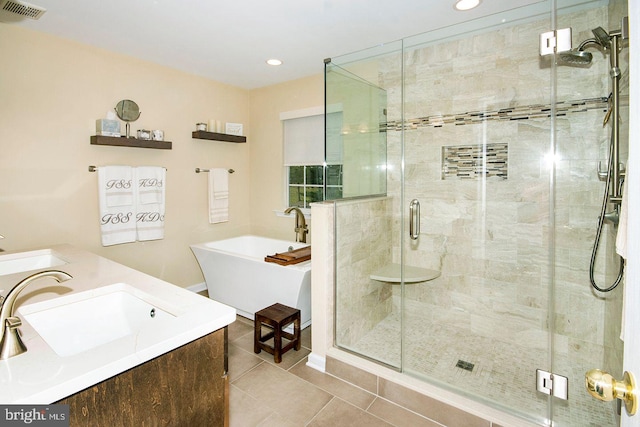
[586,22,627,293]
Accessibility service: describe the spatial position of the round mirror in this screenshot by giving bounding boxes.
[114,99,141,122]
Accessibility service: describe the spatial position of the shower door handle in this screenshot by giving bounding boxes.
[409,199,420,240]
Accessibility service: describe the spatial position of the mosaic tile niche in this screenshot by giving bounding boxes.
[441,142,508,180]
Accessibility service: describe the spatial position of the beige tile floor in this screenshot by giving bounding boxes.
[227,316,439,427]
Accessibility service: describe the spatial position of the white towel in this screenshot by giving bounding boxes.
[135,166,166,241]
[616,177,628,259]
[209,168,229,223]
[617,174,628,341]
[98,166,136,246]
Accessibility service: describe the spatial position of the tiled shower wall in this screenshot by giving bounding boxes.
[335,197,393,347]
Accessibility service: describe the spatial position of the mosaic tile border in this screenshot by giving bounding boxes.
[385,97,608,131]
[442,143,508,180]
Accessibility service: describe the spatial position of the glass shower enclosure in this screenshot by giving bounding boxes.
[327,1,628,426]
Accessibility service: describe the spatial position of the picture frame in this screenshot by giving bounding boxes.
[225,123,243,136]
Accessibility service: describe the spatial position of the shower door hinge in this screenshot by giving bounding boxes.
[536,369,569,400]
[540,28,572,56]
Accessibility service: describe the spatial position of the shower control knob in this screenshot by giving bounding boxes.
[585,369,637,416]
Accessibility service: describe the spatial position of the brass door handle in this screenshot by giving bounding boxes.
[585,369,637,416]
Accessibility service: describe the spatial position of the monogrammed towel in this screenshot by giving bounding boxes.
[135,166,166,241]
[98,166,136,246]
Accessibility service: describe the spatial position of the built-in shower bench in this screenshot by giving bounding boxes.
[370,263,440,283]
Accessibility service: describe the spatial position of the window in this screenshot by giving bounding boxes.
[288,165,323,209]
[282,109,343,210]
[325,164,343,200]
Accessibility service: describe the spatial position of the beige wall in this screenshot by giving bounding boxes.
[0,25,324,288]
[248,75,323,240]
[0,25,258,287]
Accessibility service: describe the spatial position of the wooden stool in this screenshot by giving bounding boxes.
[254,303,301,363]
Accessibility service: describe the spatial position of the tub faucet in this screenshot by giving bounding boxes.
[284,207,308,243]
[0,270,72,360]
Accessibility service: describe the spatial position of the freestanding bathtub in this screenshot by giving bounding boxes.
[190,235,311,328]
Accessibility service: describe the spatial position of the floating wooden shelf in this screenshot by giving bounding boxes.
[192,130,246,143]
[90,135,172,149]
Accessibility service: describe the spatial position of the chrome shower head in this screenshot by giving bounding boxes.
[592,27,611,49]
[557,49,593,66]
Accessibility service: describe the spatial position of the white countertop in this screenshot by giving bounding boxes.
[0,244,236,404]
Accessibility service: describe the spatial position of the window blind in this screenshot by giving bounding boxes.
[283,114,324,166]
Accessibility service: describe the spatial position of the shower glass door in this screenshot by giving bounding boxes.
[398,19,555,424]
[398,3,626,425]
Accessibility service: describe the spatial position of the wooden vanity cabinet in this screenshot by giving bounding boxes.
[57,327,228,427]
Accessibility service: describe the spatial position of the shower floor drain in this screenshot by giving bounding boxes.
[456,360,475,372]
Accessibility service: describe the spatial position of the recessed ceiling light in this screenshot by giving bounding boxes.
[266,59,283,66]
[454,0,481,11]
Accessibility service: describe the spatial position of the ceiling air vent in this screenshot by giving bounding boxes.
[0,0,46,20]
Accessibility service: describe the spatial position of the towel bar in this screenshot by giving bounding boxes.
[195,168,235,174]
[88,165,167,172]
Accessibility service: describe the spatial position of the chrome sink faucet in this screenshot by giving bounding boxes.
[0,270,72,360]
[284,207,308,243]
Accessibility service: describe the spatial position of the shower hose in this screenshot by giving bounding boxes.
[589,125,625,293]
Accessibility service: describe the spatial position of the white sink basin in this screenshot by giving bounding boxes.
[0,249,68,277]
[19,283,176,357]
